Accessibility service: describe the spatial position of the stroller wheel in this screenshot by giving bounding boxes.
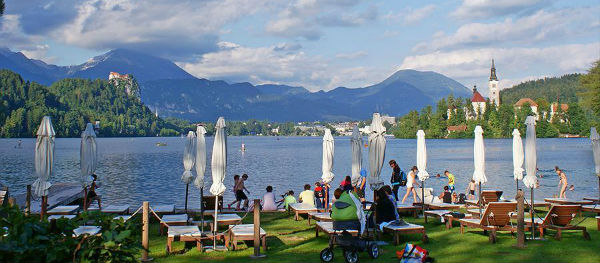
[368,243,379,259]
[320,248,334,262]
[343,250,359,263]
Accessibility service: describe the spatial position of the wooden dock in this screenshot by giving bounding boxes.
[14,183,84,213]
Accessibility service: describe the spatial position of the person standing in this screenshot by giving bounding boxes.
[314,182,324,209]
[444,170,456,193]
[86,174,102,210]
[557,169,568,198]
[235,174,250,210]
[401,166,421,204]
[354,169,368,202]
[227,175,240,209]
[389,160,404,201]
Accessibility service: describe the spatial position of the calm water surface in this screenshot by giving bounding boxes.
[0,136,597,208]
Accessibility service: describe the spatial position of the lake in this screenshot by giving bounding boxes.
[0,136,598,208]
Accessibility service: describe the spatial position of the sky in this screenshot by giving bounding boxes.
[1,0,599,94]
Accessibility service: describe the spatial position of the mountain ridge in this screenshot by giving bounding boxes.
[0,47,471,121]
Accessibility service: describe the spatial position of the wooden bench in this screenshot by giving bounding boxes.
[48,214,76,220]
[73,226,101,237]
[166,226,206,253]
[583,197,599,204]
[315,221,359,237]
[160,214,189,235]
[308,212,332,224]
[47,205,79,215]
[381,222,427,245]
[397,203,420,217]
[226,224,267,251]
[101,205,130,214]
[425,203,461,210]
[289,203,318,221]
[151,204,176,214]
[209,213,242,229]
[113,215,132,221]
[459,202,517,243]
[582,205,600,213]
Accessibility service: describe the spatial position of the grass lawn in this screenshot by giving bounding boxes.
[145,210,600,263]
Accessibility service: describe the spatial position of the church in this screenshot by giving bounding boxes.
[468,59,500,118]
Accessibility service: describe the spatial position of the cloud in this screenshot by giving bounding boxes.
[178,41,384,91]
[415,7,600,51]
[451,0,545,19]
[400,43,600,92]
[335,51,367,59]
[3,0,272,61]
[384,4,436,25]
[265,0,377,40]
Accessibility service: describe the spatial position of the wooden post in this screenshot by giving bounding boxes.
[83,186,88,211]
[142,201,151,261]
[26,185,31,214]
[185,184,189,213]
[478,182,482,218]
[250,199,265,258]
[40,196,47,220]
[422,181,426,223]
[530,189,535,240]
[516,190,525,248]
[8,197,15,206]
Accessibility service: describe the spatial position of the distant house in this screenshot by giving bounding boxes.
[514,98,539,119]
[380,115,396,125]
[446,125,467,137]
[550,102,569,122]
[470,86,486,118]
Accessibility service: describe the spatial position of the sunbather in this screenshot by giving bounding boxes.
[262,186,277,211]
[299,184,316,207]
[279,190,297,210]
[438,186,452,204]
[381,185,399,220]
[375,189,397,228]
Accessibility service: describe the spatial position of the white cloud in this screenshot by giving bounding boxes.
[384,4,436,25]
[415,7,600,51]
[400,43,600,93]
[178,42,384,91]
[335,51,367,59]
[451,0,545,19]
[265,0,376,40]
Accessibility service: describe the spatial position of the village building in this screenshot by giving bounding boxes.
[550,102,569,122]
[514,98,539,119]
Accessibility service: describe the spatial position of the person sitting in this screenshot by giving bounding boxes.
[340,176,353,192]
[86,174,102,210]
[374,189,397,230]
[331,188,365,234]
[280,190,297,210]
[298,184,315,207]
[314,182,324,209]
[380,185,399,220]
[438,186,452,204]
[261,186,277,211]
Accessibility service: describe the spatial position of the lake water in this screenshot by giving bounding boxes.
[0,136,598,208]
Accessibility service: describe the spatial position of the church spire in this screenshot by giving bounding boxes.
[490,59,498,81]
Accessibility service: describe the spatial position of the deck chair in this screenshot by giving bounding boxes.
[0,187,8,205]
[459,202,517,243]
[466,190,502,208]
[537,205,590,240]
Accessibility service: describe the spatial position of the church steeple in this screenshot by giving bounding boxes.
[489,59,498,81]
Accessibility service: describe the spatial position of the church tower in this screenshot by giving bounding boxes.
[488,59,500,106]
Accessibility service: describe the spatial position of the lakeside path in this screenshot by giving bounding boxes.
[145,210,600,263]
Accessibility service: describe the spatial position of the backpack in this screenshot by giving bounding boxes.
[457,193,466,204]
[399,170,407,186]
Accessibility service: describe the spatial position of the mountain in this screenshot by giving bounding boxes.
[0,48,194,85]
[0,48,470,121]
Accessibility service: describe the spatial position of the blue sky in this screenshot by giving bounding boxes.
[1,0,599,94]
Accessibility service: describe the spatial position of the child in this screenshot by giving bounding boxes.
[467,180,476,200]
[314,182,324,209]
[280,190,296,210]
[444,170,455,193]
[227,175,240,209]
[235,174,250,210]
[86,174,102,210]
[298,184,315,207]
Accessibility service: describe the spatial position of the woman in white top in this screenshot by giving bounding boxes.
[401,166,421,204]
[262,186,277,211]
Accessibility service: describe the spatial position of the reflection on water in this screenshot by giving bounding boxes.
[0,136,597,208]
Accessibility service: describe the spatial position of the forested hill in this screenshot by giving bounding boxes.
[0,69,178,137]
[500,74,582,104]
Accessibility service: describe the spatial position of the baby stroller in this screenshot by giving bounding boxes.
[320,191,379,263]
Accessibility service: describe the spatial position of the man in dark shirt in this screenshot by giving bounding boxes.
[389,160,402,201]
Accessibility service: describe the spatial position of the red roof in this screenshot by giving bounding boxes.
[447,125,467,132]
[514,98,538,107]
[551,103,568,112]
[471,90,486,103]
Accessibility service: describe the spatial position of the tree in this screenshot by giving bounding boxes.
[579,60,600,127]
[1,0,5,16]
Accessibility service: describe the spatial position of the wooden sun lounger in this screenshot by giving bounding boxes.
[307,212,332,224]
[424,210,473,229]
[289,203,318,221]
[47,205,80,215]
[459,202,517,243]
[48,214,76,220]
[544,198,594,205]
[101,205,130,214]
[465,190,503,207]
[397,203,420,217]
[226,224,267,251]
[160,214,189,235]
[582,205,600,213]
[209,213,242,229]
[507,199,551,208]
[151,204,176,214]
[166,225,209,253]
[73,226,101,237]
[535,205,590,240]
[583,197,599,204]
[315,221,359,237]
[382,222,427,245]
[425,203,461,210]
[114,215,132,221]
